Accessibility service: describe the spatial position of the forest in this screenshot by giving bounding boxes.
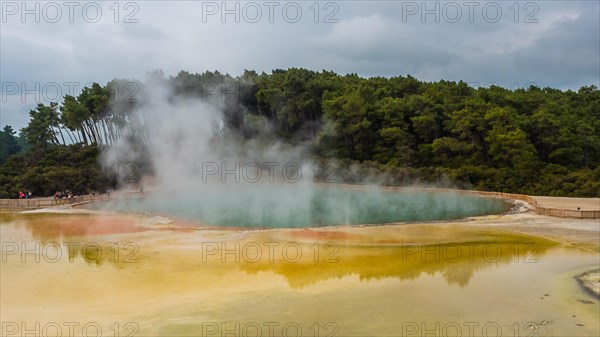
[1,68,599,198]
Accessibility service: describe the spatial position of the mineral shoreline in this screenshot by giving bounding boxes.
[577,270,600,299]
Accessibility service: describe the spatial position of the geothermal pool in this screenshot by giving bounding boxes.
[84,185,511,227]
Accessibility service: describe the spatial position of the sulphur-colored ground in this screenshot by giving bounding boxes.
[1,199,599,337]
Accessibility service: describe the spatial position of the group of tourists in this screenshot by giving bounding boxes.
[91,189,111,196]
[18,190,32,199]
[12,188,114,200]
[53,190,74,200]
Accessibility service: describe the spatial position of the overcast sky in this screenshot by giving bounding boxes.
[1,0,599,130]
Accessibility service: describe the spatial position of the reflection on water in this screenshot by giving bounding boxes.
[0,213,147,266]
[0,213,148,240]
[238,241,551,288]
[0,214,554,285]
[1,213,598,337]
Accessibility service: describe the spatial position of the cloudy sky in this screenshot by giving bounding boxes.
[1,0,598,129]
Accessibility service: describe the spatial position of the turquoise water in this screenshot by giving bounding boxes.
[85,186,510,228]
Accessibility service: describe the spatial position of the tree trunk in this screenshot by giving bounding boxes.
[80,126,88,145]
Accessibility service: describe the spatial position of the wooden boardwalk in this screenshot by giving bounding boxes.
[0,191,143,208]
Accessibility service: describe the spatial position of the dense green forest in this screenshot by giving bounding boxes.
[1,68,599,198]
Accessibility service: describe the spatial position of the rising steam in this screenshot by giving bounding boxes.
[98,76,508,228]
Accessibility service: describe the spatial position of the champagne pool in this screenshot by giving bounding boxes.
[82,185,511,228]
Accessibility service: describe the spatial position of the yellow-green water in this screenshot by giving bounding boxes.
[1,213,598,336]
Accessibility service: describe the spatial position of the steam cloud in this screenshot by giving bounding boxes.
[100,76,332,227]
[98,76,508,228]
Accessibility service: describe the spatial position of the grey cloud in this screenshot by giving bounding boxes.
[1,0,598,129]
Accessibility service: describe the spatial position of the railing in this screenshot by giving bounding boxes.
[0,191,144,208]
[1,188,598,219]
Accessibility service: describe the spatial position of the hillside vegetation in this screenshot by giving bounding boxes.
[1,69,598,198]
